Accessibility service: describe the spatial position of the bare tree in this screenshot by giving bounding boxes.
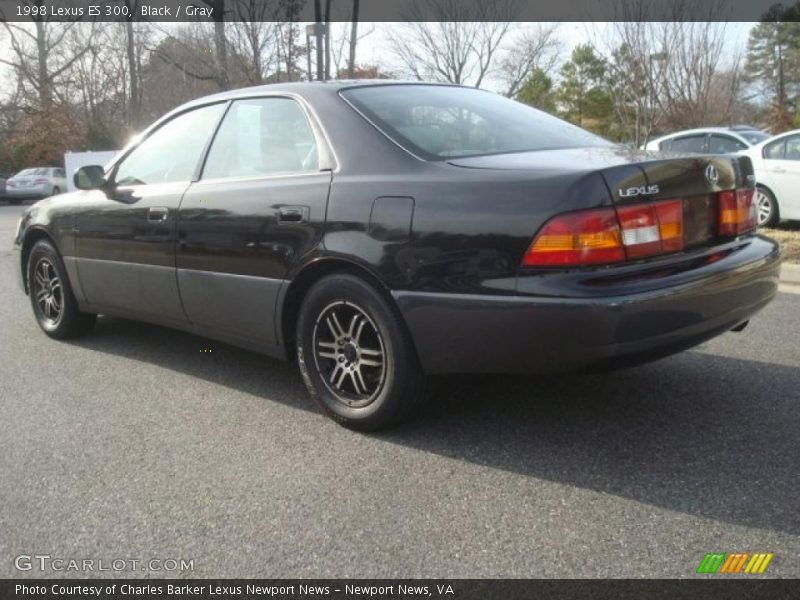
[0,1,94,109]
[387,0,520,88]
[229,0,281,85]
[498,23,561,97]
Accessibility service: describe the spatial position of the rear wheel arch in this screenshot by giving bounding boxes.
[280,258,401,360]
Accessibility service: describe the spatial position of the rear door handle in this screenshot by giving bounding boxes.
[148,207,169,221]
[277,206,308,224]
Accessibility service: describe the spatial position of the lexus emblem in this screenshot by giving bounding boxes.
[705,165,719,186]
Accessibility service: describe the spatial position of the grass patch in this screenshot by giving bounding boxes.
[761,222,800,263]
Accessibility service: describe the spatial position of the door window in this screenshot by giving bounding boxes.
[114,103,225,186]
[764,139,785,159]
[784,135,800,161]
[202,97,319,180]
[708,135,747,154]
[668,135,707,153]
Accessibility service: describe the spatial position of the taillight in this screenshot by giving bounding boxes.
[616,199,683,259]
[522,208,625,266]
[33,178,48,185]
[523,199,685,267]
[719,189,756,236]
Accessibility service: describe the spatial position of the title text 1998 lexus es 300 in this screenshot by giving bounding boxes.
[14,82,780,430]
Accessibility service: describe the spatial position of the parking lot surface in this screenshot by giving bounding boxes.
[1,203,798,578]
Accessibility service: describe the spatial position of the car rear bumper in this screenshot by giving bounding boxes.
[5,186,49,198]
[393,236,781,374]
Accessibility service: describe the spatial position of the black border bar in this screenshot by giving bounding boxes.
[2,579,800,600]
[0,0,794,23]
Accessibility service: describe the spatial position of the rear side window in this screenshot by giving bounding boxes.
[341,84,611,160]
[669,135,707,153]
[784,135,800,161]
[708,135,747,154]
[764,139,786,159]
[203,97,319,179]
[54,168,65,178]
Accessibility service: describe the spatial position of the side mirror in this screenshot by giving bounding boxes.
[73,165,107,191]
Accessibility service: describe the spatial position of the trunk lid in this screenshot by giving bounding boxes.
[448,146,756,251]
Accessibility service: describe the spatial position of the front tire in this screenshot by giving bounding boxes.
[756,186,779,227]
[296,274,426,431]
[27,240,96,339]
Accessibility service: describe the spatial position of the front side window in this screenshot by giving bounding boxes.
[203,97,319,180]
[341,84,611,160]
[708,135,747,154]
[763,139,786,160]
[669,135,707,153]
[115,103,225,186]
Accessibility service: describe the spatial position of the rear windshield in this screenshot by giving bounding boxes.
[15,168,49,176]
[341,84,612,160]
[738,130,769,144]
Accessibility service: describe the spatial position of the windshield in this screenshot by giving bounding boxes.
[341,84,613,160]
[739,131,769,144]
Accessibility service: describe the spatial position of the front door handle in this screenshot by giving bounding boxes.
[148,207,169,221]
[277,206,308,224]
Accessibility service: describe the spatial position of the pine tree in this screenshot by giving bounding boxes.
[745,3,800,131]
[515,68,556,113]
[557,44,611,134]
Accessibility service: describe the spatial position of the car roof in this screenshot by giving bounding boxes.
[650,127,752,142]
[184,80,455,106]
[748,128,800,148]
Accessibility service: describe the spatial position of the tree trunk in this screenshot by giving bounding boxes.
[125,19,140,128]
[35,20,51,109]
[348,0,360,78]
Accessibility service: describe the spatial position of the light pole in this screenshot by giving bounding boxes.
[646,51,668,146]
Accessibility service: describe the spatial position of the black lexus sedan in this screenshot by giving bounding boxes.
[13,81,780,430]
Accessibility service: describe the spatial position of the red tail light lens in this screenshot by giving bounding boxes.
[523,199,685,267]
[719,189,756,236]
[616,199,684,259]
[522,208,625,266]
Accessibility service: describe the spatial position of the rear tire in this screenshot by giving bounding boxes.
[756,186,779,227]
[51,187,61,196]
[296,274,426,431]
[27,240,96,339]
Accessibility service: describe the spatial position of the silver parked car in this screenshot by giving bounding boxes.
[5,167,67,204]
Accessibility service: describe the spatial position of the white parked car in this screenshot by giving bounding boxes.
[4,167,67,205]
[740,129,800,227]
[644,126,770,154]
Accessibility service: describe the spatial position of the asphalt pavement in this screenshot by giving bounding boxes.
[0,203,798,578]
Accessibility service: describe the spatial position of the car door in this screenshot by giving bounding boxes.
[176,96,333,346]
[763,134,800,217]
[74,102,227,322]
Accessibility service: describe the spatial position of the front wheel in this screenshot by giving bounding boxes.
[756,186,779,227]
[296,274,426,431]
[27,240,96,339]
